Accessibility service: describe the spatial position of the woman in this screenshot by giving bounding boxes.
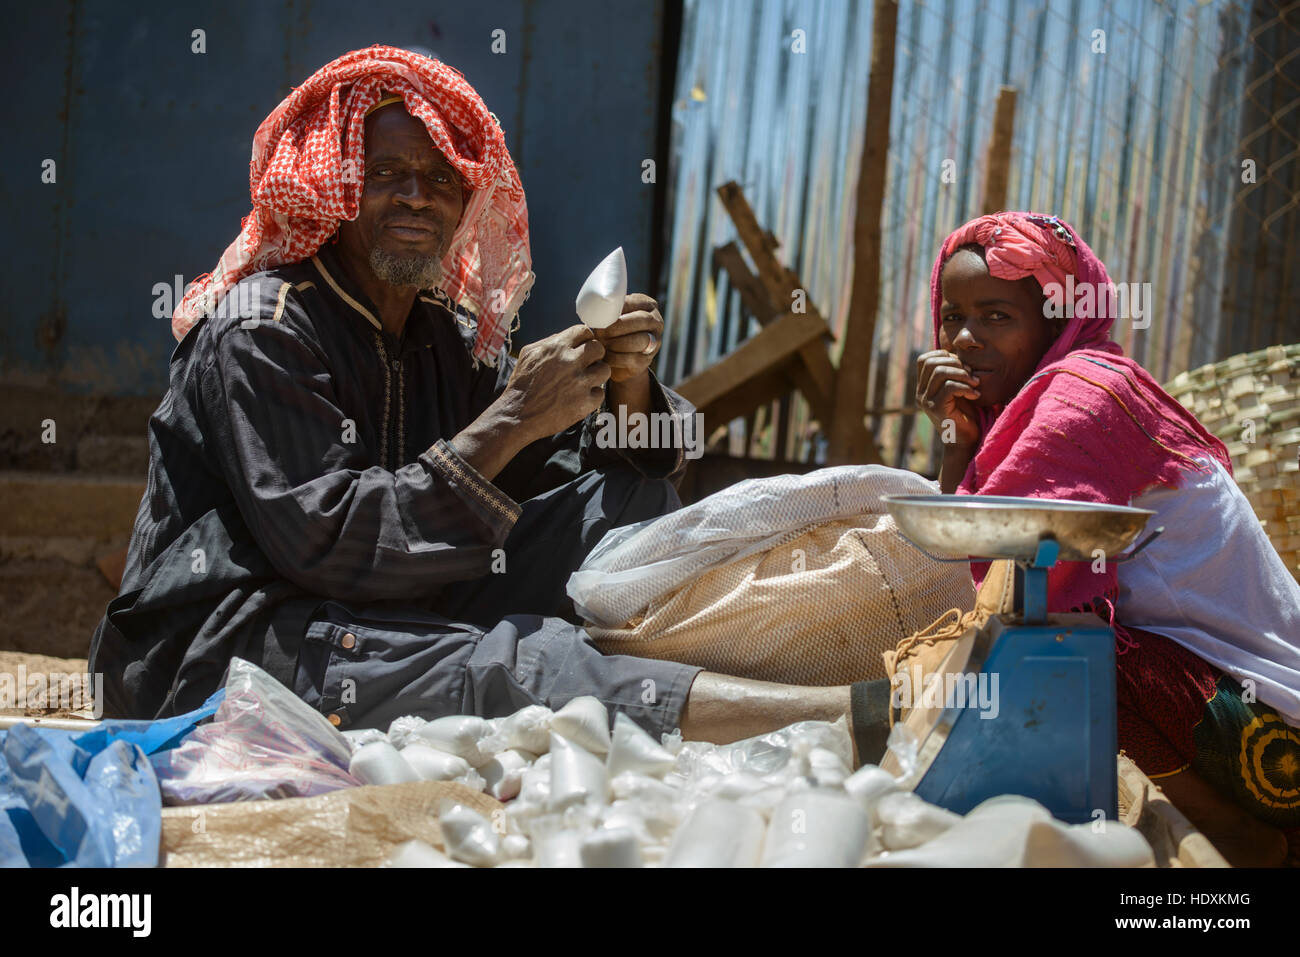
[916,212,1300,866]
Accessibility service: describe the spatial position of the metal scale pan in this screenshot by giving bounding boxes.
[879,495,1158,823]
[882,494,1154,563]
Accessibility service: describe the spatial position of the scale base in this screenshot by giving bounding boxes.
[912,614,1118,824]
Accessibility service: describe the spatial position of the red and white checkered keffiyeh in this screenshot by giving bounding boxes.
[173,44,533,365]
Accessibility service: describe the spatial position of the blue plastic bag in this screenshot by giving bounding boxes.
[0,688,223,868]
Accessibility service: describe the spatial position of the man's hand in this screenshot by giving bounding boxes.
[499,325,612,441]
[593,293,663,384]
[450,325,610,482]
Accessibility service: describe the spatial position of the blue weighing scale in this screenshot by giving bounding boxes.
[880,495,1162,824]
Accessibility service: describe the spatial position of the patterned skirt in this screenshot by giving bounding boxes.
[1116,625,1300,858]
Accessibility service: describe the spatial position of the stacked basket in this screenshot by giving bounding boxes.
[1164,343,1300,583]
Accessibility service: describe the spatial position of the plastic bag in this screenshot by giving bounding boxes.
[867,795,1154,867]
[673,718,853,792]
[1,730,160,868]
[150,657,360,804]
[0,689,221,868]
[566,465,942,626]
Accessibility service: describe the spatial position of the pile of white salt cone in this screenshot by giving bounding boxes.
[341,697,1154,868]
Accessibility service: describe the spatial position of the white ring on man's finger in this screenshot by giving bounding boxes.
[642,333,659,355]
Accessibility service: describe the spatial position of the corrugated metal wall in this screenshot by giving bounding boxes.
[661,0,1299,469]
[0,0,669,396]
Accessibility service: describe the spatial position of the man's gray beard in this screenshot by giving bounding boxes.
[369,246,444,289]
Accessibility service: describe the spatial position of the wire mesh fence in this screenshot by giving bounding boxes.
[659,0,1300,474]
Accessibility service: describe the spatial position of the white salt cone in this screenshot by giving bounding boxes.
[575,246,628,329]
[550,695,611,755]
[479,748,536,801]
[762,791,872,868]
[665,799,766,868]
[606,712,676,778]
[413,715,493,767]
[438,799,503,867]
[548,733,608,810]
[387,839,469,868]
[400,743,473,782]
[348,740,419,786]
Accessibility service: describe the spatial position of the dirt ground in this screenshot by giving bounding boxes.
[0,556,114,659]
[0,552,110,717]
[0,649,93,718]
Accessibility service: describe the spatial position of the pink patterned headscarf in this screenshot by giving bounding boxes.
[929,212,1124,430]
[173,45,534,366]
[927,212,1230,621]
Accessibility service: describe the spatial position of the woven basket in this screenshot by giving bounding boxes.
[1164,343,1300,583]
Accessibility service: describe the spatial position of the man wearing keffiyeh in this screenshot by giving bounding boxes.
[91,46,881,762]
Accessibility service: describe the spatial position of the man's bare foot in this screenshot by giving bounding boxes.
[678,672,858,765]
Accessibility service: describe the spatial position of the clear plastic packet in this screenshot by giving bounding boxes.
[873,791,962,851]
[867,795,1154,867]
[400,743,473,782]
[479,748,535,801]
[673,717,852,792]
[883,721,921,787]
[843,765,902,814]
[150,658,360,804]
[528,809,598,867]
[579,826,642,867]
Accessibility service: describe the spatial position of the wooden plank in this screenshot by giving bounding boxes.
[713,242,779,322]
[717,181,802,305]
[695,366,796,435]
[715,182,839,424]
[744,407,759,457]
[675,310,830,411]
[826,0,896,466]
[714,241,798,459]
[982,85,1018,213]
[774,394,792,461]
[783,352,833,425]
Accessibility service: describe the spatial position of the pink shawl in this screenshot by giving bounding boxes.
[929,213,1230,619]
